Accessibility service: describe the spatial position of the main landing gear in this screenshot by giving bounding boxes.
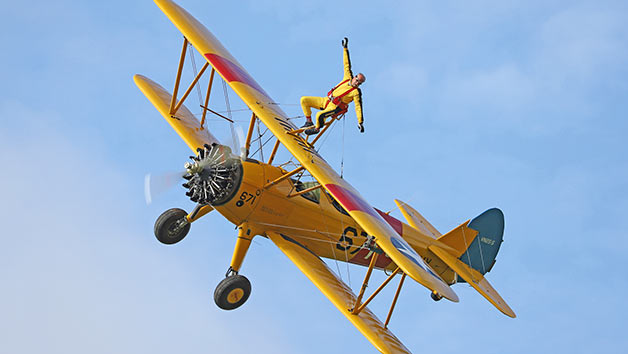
[214,223,255,310]
[153,205,213,245]
[214,269,251,310]
[154,209,255,310]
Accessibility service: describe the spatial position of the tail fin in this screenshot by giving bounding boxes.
[437,208,504,276]
[431,208,515,318]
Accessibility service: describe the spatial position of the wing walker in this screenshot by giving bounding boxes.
[136,1,515,353]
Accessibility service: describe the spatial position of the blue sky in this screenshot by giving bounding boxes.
[1,0,627,353]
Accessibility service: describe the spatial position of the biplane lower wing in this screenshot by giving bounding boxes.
[154,0,458,303]
[267,232,411,354]
[134,74,219,152]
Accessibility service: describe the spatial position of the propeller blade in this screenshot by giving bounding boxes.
[144,171,185,205]
[235,124,246,158]
[226,123,246,159]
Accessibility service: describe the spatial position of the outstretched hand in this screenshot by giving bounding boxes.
[342,37,348,48]
[358,123,364,133]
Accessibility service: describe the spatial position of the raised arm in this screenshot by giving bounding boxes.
[342,37,353,80]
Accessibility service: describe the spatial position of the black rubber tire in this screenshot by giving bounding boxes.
[214,275,251,310]
[430,291,443,302]
[154,208,190,245]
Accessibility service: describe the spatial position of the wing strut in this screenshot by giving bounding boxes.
[263,166,305,189]
[267,139,281,164]
[168,36,213,122]
[352,267,402,316]
[353,252,379,310]
[200,68,216,128]
[243,113,256,157]
[384,273,406,328]
[172,61,209,114]
[169,37,188,115]
[288,183,321,198]
[286,111,346,146]
[168,37,210,117]
[350,251,408,326]
[310,111,346,145]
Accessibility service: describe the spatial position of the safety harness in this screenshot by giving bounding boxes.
[324,79,356,109]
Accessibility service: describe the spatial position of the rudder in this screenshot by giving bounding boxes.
[436,208,504,279]
[459,208,504,276]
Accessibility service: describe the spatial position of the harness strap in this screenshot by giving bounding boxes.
[325,79,356,109]
[328,79,350,96]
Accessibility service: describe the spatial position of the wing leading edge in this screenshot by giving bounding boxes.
[154,0,457,302]
[134,74,219,152]
[267,232,411,354]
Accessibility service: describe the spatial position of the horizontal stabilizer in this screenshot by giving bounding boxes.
[394,199,441,238]
[429,245,515,318]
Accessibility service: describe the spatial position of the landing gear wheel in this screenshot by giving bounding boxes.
[214,274,251,310]
[430,291,443,302]
[154,208,190,245]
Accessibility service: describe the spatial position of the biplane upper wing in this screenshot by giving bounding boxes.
[267,232,411,354]
[154,0,457,302]
[134,74,219,152]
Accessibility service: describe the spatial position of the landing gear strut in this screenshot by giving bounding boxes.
[214,223,255,310]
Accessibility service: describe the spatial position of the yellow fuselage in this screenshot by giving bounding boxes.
[213,159,457,283]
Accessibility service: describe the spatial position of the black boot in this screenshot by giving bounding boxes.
[305,127,320,135]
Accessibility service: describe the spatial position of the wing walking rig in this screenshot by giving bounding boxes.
[135,1,516,353]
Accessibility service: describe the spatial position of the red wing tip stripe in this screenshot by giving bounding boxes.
[325,184,377,217]
[204,53,271,99]
[375,208,403,236]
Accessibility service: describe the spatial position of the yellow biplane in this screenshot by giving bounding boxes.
[136,1,515,352]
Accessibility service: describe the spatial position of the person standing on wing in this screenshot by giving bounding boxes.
[301,37,365,135]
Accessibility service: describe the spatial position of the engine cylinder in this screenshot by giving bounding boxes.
[182,144,243,206]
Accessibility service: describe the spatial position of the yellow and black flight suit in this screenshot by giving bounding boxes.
[300,45,363,131]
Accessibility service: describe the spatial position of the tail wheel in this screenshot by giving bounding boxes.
[214,275,251,310]
[430,291,443,302]
[154,208,190,245]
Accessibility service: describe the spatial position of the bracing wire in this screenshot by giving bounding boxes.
[341,115,345,178]
[188,42,204,104]
[256,119,264,161]
[314,116,339,154]
[221,78,239,152]
[250,134,274,158]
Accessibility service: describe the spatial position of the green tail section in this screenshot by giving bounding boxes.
[431,208,514,317]
[458,208,504,278]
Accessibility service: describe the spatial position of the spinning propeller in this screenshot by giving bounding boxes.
[144,125,246,205]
